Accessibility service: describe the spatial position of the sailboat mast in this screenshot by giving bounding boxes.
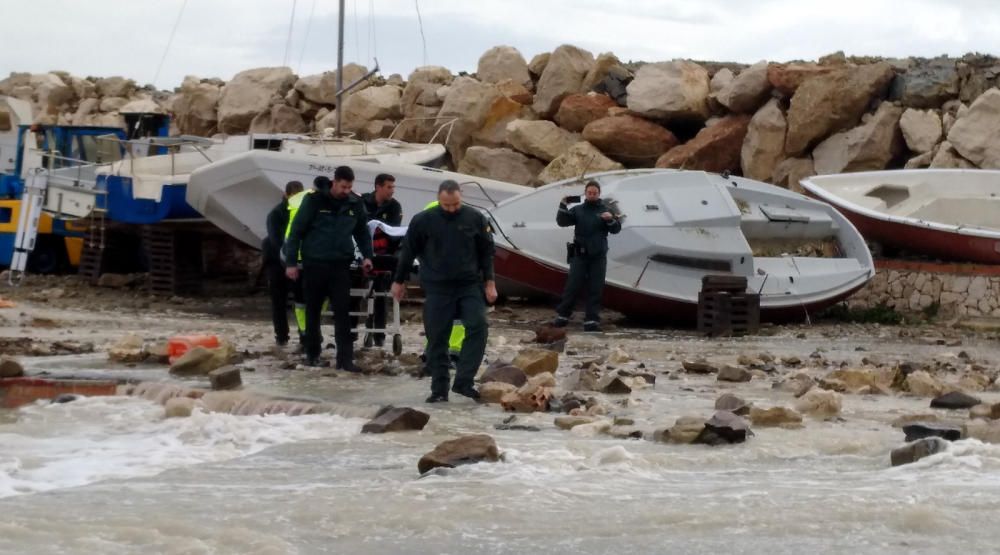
[335,0,345,137]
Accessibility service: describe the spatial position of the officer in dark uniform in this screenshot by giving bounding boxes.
[361,173,403,346]
[552,180,621,332]
[284,166,373,370]
[392,180,497,403]
[263,180,304,345]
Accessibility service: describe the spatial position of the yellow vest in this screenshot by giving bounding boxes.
[284,190,314,262]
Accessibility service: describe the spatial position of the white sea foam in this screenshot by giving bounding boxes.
[0,396,363,498]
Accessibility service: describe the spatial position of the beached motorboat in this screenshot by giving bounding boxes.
[483,169,875,323]
[800,169,1000,264]
[186,149,527,248]
[43,133,448,224]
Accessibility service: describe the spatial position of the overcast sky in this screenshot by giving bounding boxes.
[2,0,998,89]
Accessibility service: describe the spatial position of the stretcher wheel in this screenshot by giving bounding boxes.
[363,333,374,348]
[392,334,403,356]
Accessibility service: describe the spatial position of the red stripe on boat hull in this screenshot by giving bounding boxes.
[494,246,863,324]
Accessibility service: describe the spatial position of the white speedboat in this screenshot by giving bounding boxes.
[186,149,527,247]
[484,169,875,323]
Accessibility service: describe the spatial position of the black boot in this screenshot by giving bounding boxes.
[425,392,449,403]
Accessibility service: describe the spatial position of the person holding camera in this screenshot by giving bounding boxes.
[552,181,621,332]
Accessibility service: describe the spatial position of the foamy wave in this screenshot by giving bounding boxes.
[0,396,364,498]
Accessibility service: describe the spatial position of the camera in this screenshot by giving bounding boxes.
[563,195,581,204]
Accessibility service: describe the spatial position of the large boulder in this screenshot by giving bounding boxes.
[581,52,625,92]
[395,66,452,142]
[890,58,959,109]
[528,53,550,77]
[929,140,976,169]
[930,391,981,410]
[741,98,787,181]
[435,76,502,164]
[119,98,163,114]
[947,88,1000,168]
[812,102,904,174]
[537,141,624,184]
[470,96,527,148]
[899,108,943,153]
[506,119,579,162]
[96,76,137,98]
[582,114,679,166]
[767,63,837,96]
[532,44,594,117]
[958,55,1000,103]
[99,97,128,112]
[31,73,75,114]
[418,434,500,474]
[172,77,221,136]
[656,115,750,173]
[249,104,308,134]
[293,63,369,105]
[322,85,402,134]
[218,67,297,134]
[905,370,947,397]
[477,46,531,87]
[457,146,544,186]
[554,93,617,132]
[361,406,430,433]
[784,63,895,155]
[716,61,772,114]
[627,61,710,122]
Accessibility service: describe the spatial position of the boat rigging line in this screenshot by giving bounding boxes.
[414,0,427,66]
[296,0,318,73]
[283,0,298,67]
[152,0,189,87]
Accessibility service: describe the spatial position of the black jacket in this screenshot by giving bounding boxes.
[557,199,622,256]
[262,199,289,265]
[284,191,373,265]
[394,205,494,289]
[361,192,403,226]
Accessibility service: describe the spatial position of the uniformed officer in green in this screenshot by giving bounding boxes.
[392,180,497,403]
[552,180,621,332]
[285,166,373,369]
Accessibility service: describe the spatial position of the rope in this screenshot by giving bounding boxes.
[297,0,318,73]
[283,0,298,67]
[414,0,427,66]
[152,0,188,87]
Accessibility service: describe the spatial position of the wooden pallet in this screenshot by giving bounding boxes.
[697,291,760,337]
[142,225,203,295]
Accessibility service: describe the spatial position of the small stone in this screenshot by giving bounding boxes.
[714,393,751,416]
[902,422,962,442]
[480,381,517,404]
[667,416,707,444]
[479,363,528,387]
[164,397,197,418]
[693,411,751,445]
[749,406,803,427]
[930,391,981,410]
[417,434,500,474]
[717,364,752,382]
[794,389,842,419]
[554,415,596,430]
[208,366,242,390]
[608,426,644,439]
[0,355,25,378]
[781,356,802,366]
[532,325,567,345]
[597,374,632,394]
[890,438,948,466]
[607,347,633,364]
[362,407,430,433]
[970,403,1000,420]
[511,348,559,376]
[51,393,80,404]
[682,359,717,374]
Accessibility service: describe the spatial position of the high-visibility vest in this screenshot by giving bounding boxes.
[284,190,313,262]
